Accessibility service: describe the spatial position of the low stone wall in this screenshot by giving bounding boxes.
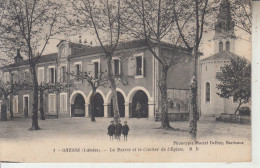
[217,113,251,124]
[156,112,189,121]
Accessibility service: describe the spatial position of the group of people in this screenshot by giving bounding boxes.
[107,120,129,141]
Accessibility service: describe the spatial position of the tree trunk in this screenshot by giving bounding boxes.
[160,67,171,129]
[107,57,119,123]
[39,90,45,120]
[30,66,40,130]
[1,95,8,121]
[89,89,96,122]
[9,94,13,120]
[189,48,199,139]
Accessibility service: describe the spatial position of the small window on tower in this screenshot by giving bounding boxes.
[219,41,223,52]
[226,41,230,51]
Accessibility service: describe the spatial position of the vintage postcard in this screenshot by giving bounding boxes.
[0,0,254,163]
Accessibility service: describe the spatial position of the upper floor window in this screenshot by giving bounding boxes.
[38,67,44,84]
[226,41,230,51]
[12,71,18,83]
[219,41,223,52]
[47,66,55,83]
[128,53,145,78]
[205,82,210,102]
[23,69,30,82]
[61,66,67,83]
[136,56,143,75]
[113,58,120,76]
[91,59,100,80]
[73,62,82,82]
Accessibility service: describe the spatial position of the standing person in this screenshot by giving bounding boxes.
[115,120,122,140]
[136,101,142,119]
[122,121,130,141]
[107,121,115,140]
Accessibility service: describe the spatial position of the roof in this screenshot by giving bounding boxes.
[201,51,241,62]
[1,39,192,69]
[1,53,58,69]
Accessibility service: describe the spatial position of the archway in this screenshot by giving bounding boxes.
[93,93,104,117]
[72,94,85,117]
[131,90,148,118]
[110,92,125,117]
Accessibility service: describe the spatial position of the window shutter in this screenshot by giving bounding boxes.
[54,68,57,83]
[128,57,135,76]
[87,62,94,78]
[57,67,61,82]
[112,60,115,75]
[46,68,49,83]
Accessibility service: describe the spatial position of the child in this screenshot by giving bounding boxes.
[107,121,115,140]
[122,121,130,141]
[115,120,122,140]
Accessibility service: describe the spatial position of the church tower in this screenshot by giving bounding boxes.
[213,0,235,54]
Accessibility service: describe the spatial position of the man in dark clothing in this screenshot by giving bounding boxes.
[107,121,115,140]
[115,120,122,140]
[122,121,130,141]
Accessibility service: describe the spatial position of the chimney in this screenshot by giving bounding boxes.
[79,36,82,43]
[14,49,23,64]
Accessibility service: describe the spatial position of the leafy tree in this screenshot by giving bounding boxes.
[0,0,64,130]
[216,57,251,114]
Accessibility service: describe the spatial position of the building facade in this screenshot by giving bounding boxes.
[0,39,192,119]
[200,0,250,117]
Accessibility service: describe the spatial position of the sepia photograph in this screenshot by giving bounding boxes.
[0,0,253,164]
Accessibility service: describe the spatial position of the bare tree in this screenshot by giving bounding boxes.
[0,0,63,130]
[230,0,251,35]
[68,0,125,123]
[173,0,215,138]
[124,0,189,129]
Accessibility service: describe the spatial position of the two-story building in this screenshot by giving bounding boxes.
[0,39,193,120]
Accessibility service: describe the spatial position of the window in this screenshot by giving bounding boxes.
[38,67,44,84]
[48,94,56,112]
[205,82,210,102]
[73,62,82,82]
[23,70,30,82]
[219,41,223,52]
[50,67,55,83]
[113,59,120,76]
[226,41,230,51]
[136,56,143,75]
[60,93,67,112]
[91,60,100,79]
[76,64,80,81]
[12,71,18,83]
[61,66,67,82]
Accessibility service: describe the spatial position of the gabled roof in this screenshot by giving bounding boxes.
[201,51,241,62]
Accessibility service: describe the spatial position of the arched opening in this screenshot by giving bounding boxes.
[72,94,85,117]
[93,93,104,117]
[110,92,125,117]
[131,90,148,118]
[219,41,223,52]
[226,41,230,51]
[205,82,210,102]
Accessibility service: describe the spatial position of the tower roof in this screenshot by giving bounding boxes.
[214,0,235,37]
